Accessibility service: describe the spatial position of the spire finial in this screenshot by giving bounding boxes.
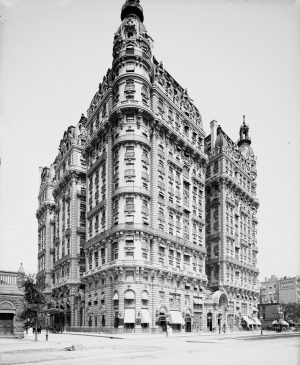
[243,114,246,126]
[121,0,144,22]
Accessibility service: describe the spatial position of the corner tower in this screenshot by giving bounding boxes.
[83,0,208,333]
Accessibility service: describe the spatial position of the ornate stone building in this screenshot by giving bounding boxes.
[36,165,56,299]
[37,0,260,333]
[82,0,207,333]
[204,118,260,330]
[37,115,87,330]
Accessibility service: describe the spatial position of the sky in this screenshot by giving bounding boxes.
[0,0,299,281]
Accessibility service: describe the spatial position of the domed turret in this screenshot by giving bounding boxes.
[238,115,251,147]
[18,262,25,274]
[121,0,144,23]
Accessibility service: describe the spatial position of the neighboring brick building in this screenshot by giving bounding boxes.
[258,303,284,329]
[260,275,300,305]
[37,0,260,333]
[260,275,279,304]
[0,265,24,338]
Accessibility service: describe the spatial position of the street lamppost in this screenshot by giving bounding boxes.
[260,316,263,336]
[45,314,49,341]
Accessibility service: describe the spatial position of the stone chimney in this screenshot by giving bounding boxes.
[210,120,218,150]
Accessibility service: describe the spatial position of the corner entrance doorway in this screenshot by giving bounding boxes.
[207,312,212,331]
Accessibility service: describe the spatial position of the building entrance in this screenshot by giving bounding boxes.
[207,313,212,331]
[0,313,14,335]
[158,314,167,332]
[185,316,191,332]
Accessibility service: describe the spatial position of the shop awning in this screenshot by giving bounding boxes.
[279,320,289,326]
[252,317,261,325]
[100,293,105,300]
[242,316,254,325]
[112,292,119,300]
[141,291,149,300]
[124,309,135,323]
[247,317,256,325]
[193,298,203,305]
[169,311,185,325]
[141,309,151,324]
[124,291,135,300]
[46,308,65,314]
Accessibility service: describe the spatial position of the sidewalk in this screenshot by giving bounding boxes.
[0,329,298,355]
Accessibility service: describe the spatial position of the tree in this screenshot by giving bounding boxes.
[19,274,46,341]
[283,303,300,323]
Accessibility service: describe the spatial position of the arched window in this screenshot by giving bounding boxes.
[124,290,135,308]
[141,291,149,307]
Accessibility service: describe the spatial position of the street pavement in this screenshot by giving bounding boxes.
[0,330,299,365]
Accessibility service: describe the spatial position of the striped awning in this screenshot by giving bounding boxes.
[193,298,203,305]
[141,291,149,300]
[252,317,261,325]
[112,292,119,300]
[242,316,254,325]
[141,309,151,324]
[124,309,135,323]
[124,291,135,300]
[169,311,185,325]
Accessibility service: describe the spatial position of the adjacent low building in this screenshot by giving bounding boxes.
[0,265,24,338]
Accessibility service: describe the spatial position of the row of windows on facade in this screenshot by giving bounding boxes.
[55,154,86,182]
[87,147,106,169]
[86,244,204,271]
[52,264,70,283]
[156,96,203,143]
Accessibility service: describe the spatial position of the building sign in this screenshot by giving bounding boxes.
[279,278,295,290]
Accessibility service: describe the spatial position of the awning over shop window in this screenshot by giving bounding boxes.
[124,309,135,323]
[112,292,119,300]
[193,298,203,305]
[100,293,105,300]
[242,316,254,325]
[124,290,135,300]
[169,311,185,325]
[279,320,289,326]
[252,317,261,325]
[141,291,149,300]
[141,309,151,324]
[247,317,256,325]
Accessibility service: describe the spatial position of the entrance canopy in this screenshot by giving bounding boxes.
[169,311,185,325]
[124,309,135,323]
[141,309,151,324]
